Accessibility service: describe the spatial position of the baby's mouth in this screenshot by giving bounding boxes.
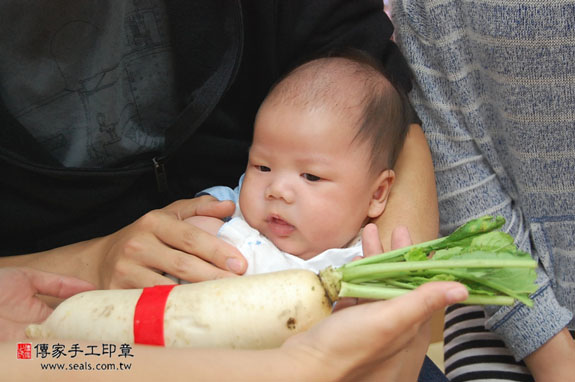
[266,215,295,237]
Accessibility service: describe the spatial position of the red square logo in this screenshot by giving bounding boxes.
[17,343,32,360]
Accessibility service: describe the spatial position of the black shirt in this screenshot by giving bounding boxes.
[0,0,413,255]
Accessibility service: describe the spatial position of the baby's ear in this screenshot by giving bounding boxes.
[367,169,395,218]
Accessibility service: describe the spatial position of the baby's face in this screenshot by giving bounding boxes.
[239,102,385,259]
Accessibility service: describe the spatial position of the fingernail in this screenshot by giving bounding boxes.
[226,258,244,273]
[446,287,468,304]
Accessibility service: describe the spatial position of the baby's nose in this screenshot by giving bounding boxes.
[265,178,295,203]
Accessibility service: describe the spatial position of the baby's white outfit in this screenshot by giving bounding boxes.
[219,215,361,275]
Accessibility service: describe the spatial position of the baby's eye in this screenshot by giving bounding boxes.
[302,173,321,182]
[256,165,271,172]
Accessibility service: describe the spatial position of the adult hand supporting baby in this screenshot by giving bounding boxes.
[96,196,247,288]
[0,267,94,341]
[0,196,247,290]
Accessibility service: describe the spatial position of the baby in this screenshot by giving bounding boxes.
[182,51,412,276]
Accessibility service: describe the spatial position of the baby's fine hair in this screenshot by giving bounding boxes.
[264,49,413,173]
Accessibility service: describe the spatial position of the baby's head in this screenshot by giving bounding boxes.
[239,51,412,259]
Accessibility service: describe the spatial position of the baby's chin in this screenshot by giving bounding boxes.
[272,239,327,260]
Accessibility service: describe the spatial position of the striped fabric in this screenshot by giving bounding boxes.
[391,0,575,379]
[444,305,533,381]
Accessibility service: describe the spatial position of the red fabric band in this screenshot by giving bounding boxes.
[133,284,176,346]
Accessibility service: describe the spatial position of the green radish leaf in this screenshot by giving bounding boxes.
[404,247,428,262]
[445,215,505,243]
[331,215,539,307]
[430,246,463,260]
[469,231,515,251]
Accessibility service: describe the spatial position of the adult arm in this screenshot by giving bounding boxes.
[372,123,439,250]
[523,329,575,381]
[0,196,247,289]
[0,277,468,382]
[392,0,573,372]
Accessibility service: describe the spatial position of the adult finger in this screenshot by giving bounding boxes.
[195,199,236,218]
[338,282,466,335]
[124,248,241,287]
[24,268,95,299]
[360,282,466,344]
[361,223,384,256]
[22,269,95,324]
[161,252,242,283]
[137,200,247,274]
[154,218,246,274]
[369,282,467,341]
[163,197,235,221]
[106,237,239,288]
[390,225,412,250]
[107,263,176,289]
[110,229,242,287]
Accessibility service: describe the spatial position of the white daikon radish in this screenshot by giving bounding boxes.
[26,216,538,349]
[26,270,332,349]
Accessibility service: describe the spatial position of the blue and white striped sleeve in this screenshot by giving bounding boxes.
[392,0,571,360]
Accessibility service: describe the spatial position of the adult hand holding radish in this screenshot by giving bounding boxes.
[0,267,94,341]
[281,281,468,382]
[0,274,468,382]
[0,196,247,290]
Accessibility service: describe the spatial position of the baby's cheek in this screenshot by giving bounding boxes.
[242,208,261,232]
[239,191,257,218]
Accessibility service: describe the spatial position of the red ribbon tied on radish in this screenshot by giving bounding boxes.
[133,284,176,346]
